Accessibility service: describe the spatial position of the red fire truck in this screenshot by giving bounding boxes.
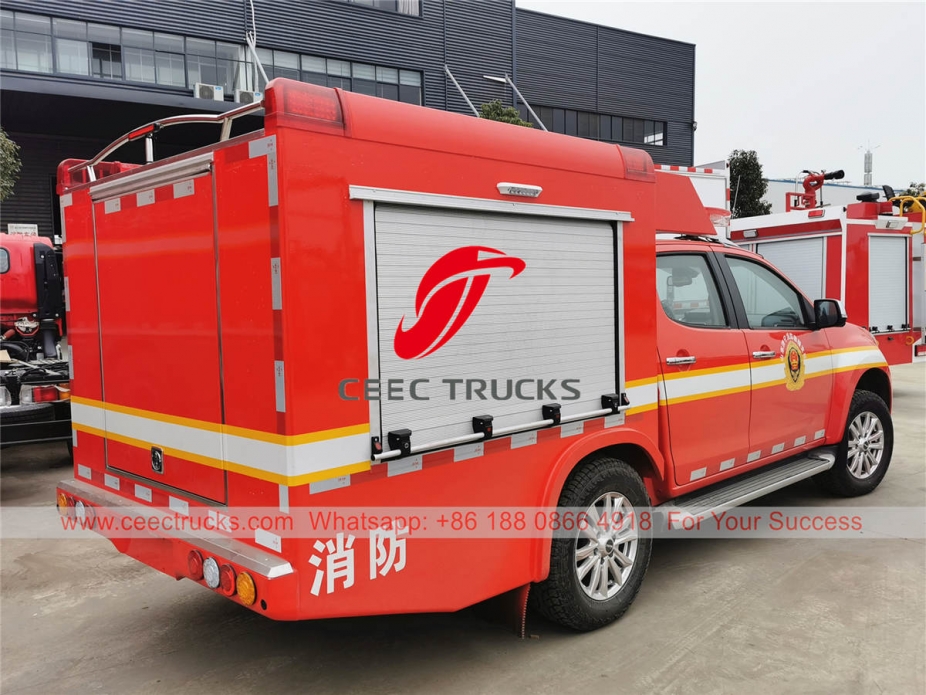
[56,79,893,632]
[0,233,71,448]
[730,172,924,365]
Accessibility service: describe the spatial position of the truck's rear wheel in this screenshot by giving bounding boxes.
[815,389,893,497]
[533,456,652,631]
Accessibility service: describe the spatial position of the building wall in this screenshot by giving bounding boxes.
[1,0,696,237]
[516,9,695,165]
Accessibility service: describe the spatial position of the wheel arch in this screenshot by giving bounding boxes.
[825,366,892,443]
[530,428,664,580]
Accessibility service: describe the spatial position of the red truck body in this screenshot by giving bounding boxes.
[56,79,893,628]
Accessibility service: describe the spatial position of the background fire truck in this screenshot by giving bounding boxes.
[730,173,924,365]
[0,232,71,450]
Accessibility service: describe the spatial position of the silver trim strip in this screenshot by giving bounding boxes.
[59,479,294,579]
[90,153,214,202]
[348,186,634,222]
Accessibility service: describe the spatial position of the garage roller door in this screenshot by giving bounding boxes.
[869,236,908,331]
[372,204,617,447]
[756,237,825,300]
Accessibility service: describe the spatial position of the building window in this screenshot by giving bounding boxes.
[520,103,666,147]
[91,42,122,80]
[0,10,422,106]
[345,0,420,16]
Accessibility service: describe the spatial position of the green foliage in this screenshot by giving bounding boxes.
[479,100,533,128]
[729,149,772,218]
[900,182,925,197]
[0,128,22,203]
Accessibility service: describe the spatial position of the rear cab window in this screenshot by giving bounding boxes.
[656,253,729,328]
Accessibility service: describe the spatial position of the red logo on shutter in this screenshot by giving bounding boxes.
[394,246,526,360]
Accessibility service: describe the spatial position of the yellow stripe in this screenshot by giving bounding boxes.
[71,395,369,445]
[626,376,658,388]
[72,422,372,486]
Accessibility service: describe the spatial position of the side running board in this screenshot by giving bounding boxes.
[660,447,837,528]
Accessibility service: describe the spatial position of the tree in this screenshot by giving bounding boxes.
[0,127,22,203]
[900,182,925,197]
[479,100,533,128]
[728,149,772,218]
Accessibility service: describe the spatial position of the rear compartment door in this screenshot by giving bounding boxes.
[91,156,226,503]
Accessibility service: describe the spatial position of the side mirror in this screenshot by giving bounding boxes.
[814,298,847,330]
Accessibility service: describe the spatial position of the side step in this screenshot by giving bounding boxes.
[659,447,837,528]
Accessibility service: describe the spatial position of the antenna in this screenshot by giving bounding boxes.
[858,141,880,186]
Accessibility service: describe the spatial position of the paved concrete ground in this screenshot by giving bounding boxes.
[1,363,923,694]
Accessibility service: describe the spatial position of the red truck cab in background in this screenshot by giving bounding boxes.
[55,79,894,632]
[0,232,71,447]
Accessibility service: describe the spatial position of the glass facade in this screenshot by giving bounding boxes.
[0,9,423,106]
[521,104,666,147]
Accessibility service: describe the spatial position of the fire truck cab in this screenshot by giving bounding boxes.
[56,79,893,632]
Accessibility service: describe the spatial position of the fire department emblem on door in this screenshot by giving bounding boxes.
[780,332,806,391]
[394,246,526,360]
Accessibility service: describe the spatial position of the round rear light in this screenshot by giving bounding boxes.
[203,557,220,589]
[75,500,86,521]
[187,550,204,580]
[56,491,69,515]
[218,564,237,596]
[236,572,257,606]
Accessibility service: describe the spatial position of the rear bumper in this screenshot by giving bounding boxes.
[0,400,71,445]
[57,478,298,618]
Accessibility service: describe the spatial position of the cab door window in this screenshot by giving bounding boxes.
[727,256,806,329]
[656,254,728,328]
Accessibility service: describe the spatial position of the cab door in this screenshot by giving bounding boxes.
[656,251,751,486]
[719,252,834,462]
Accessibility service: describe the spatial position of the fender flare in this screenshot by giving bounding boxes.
[825,366,891,443]
[530,426,665,580]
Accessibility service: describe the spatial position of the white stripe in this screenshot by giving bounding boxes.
[135,484,152,502]
[173,180,194,198]
[661,368,750,402]
[771,443,785,454]
[72,429,78,448]
[77,464,91,479]
[104,198,121,214]
[831,349,886,371]
[388,455,422,477]
[278,484,289,513]
[690,467,707,481]
[814,429,826,440]
[719,458,735,471]
[136,190,155,207]
[804,352,835,376]
[255,529,282,552]
[104,474,120,490]
[626,382,658,409]
[794,435,807,446]
[747,450,761,463]
[310,475,350,494]
[604,413,625,428]
[60,193,73,208]
[511,431,537,448]
[71,401,372,481]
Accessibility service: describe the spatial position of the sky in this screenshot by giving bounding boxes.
[516,0,926,187]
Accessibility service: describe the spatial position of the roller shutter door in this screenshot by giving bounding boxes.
[372,204,617,448]
[756,237,825,300]
[868,236,908,331]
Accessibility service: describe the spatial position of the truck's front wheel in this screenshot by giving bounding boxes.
[533,457,652,631]
[815,389,893,497]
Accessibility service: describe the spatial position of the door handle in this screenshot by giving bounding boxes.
[666,356,697,366]
[752,351,777,360]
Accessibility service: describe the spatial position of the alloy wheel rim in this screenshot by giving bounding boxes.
[574,492,639,601]
[847,411,884,480]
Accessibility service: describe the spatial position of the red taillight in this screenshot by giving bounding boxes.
[218,564,237,596]
[187,550,204,580]
[808,209,825,218]
[33,386,59,402]
[264,79,343,124]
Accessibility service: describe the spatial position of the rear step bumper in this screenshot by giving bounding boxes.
[58,479,293,579]
[660,447,837,528]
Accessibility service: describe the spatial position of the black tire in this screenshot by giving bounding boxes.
[66,440,73,458]
[532,456,652,631]
[814,390,893,497]
[0,402,54,424]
